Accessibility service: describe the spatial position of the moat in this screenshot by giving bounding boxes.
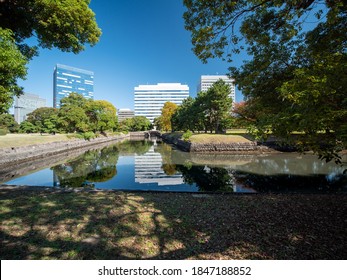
[1,139,347,193]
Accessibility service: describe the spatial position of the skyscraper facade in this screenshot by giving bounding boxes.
[134,83,189,123]
[53,64,94,108]
[14,93,46,124]
[198,75,236,103]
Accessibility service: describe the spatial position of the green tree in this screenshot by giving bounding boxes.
[172,96,204,132]
[129,116,152,131]
[0,113,19,132]
[184,0,347,161]
[159,102,178,132]
[19,120,37,133]
[0,0,101,112]
[27,107,59,134]
[58,93,89,133]
[0,28,27,113]
[86,100,118,133]
[198,80,233,133]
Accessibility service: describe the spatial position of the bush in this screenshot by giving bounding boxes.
[182,130,193,141]
[83,132,95,141]
[0,128,7,136]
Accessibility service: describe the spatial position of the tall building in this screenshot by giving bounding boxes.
[14,93,46,124]
[53,64,94,108]
[198,75,236,103]
[117,108,135,122]
[134,83,189,123]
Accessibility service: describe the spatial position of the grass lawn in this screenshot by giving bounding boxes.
[189,133,251,144]
[1,187,346,260]
[163,131,252,144]
[0,134,71,149]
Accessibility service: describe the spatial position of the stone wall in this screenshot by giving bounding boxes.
[161,133,271,153]
[190,141,259,152]
[0,134,129,167]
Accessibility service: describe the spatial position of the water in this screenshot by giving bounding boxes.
[1,140,347,193]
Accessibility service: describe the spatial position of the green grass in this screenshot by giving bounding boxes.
[1,188,346,260]
[0,133,71,149]
[189,133,251,144]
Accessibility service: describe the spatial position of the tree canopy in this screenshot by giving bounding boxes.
[0,0,101,113]
[184,0,347,161]
[0,28,27,114]
[172,80,233,133]
[158,102,178,132]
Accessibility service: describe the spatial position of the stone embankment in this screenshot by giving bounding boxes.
[161,134,272,153]
[0,134,129,167]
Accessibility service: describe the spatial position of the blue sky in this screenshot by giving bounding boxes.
[18,0,244,110]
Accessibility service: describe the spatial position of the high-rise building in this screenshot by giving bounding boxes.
[198,75,236,103]
[134,83,189,123]
[117,108,135,122]
[14,93,46,124]
[53,64,94,108]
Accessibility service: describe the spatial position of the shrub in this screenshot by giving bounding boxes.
[0,128,7,136]
[83,132,95,141]
[182,130,193,141]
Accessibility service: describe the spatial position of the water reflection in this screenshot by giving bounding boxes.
[2,140,347,193]
[135,143,184,186]
[52,145,119,188]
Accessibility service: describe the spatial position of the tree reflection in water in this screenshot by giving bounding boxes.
[49,140,346,193]
[52,145,120,188]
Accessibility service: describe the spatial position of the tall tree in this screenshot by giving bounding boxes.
[184,0,347,161]
[160,101,178,132]
[197,79,233,133]
[58,93,89,133]
[0,0,101,112]
[0,28,27,113]
[85,100,118,133]
[26,107,59,134]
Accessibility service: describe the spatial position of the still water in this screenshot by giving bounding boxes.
[2,140,347,193]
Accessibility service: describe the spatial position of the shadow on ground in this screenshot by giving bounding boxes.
[0,187,346,259]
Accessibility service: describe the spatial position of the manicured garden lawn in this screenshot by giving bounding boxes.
[1,187,346,260]
[189,133,251,144]
[0,134,71,149]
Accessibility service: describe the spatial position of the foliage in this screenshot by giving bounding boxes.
[0,113,19,133]
[82,131,95,141]
[0,0,101,113]
[119,116,152,132]
[26,107,58,134]
[0,28,27,113]
[172,97,203,132]
[182,130,193,141]
[172,80,233,133]
[159,102,178,132]
[184,0,347,161]
[19,120,37,133]
[85,100,118,133]
[21,94,117,135]
[0,128,7,135]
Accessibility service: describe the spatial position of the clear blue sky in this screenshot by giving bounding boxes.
[18,0,244,110]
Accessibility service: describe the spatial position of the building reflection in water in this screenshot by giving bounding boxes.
[134,141,184,186]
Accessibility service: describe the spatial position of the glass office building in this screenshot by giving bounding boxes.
[134,83,189,123]
[53,64,94,108]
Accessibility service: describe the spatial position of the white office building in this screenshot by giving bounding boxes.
[14,93,46,124]
[117,108,134,122]
[198,75,236,103]
[134,83,189,123]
